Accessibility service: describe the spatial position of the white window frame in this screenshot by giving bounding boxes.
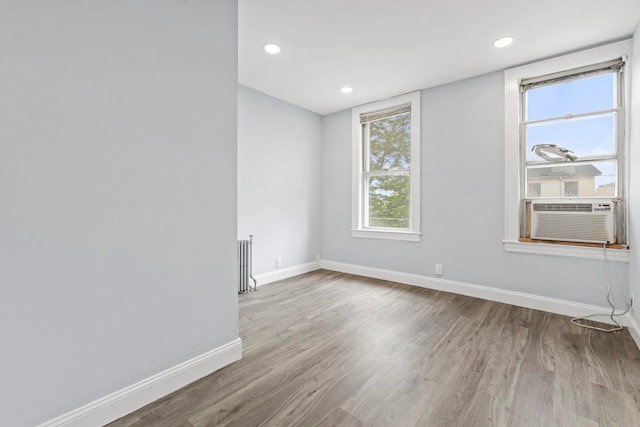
[504,40,631,262]
[351,91,421,241]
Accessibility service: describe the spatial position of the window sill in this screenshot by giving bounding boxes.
[503,240,629,262]
[352,229,421,242]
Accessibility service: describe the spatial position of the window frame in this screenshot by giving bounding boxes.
[351,91,421,241]
[504,40,631,262]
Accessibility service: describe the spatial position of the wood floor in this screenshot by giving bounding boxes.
[108,269,640,426]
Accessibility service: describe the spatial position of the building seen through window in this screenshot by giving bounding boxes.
[523,68,620,199]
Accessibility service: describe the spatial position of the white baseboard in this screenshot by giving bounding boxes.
[320,259,639,333]
[254,260,321,286]
[37,338,242,427]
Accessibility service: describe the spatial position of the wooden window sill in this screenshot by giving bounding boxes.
[518,238,627,250]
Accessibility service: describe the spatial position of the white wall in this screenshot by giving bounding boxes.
[321,71,629,307]
[629,25,640,327]
[238,85,322,275]
[0,1,239,426]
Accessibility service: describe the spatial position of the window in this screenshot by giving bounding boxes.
[522,62,623,200]
[504,40,630,261]
[352,92,421,241]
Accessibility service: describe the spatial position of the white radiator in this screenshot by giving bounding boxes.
[238,235,257,294]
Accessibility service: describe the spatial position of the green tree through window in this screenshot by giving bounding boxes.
[366,112,411,228]
[352,91,420,241]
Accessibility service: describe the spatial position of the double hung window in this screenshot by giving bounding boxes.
[504,40,630,260]
[522,60,624,201]
[352,92,421,241]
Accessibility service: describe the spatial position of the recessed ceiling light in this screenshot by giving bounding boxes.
[493,37,514,48]
[263,43,281,54]
[340,86,353,94]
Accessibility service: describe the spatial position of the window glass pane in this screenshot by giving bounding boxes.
[527,183,541,198]
[526,160,616,198]
[526,73,614,121]
[368,112,411,171]
[367,174,409,228]
[525,113,616,162]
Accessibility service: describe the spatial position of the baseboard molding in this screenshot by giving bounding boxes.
[254,260,321,286]
[37,338,242,427]
[320,259,638,331]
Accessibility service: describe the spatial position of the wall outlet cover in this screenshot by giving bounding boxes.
[435,264,443,276]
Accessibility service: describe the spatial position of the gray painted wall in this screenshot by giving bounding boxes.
[630,26,640,327]
[321,71,629,307]
[0,2,239,426]
[238,85,322,275]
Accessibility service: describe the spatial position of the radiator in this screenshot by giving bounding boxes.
[238,235,257,294]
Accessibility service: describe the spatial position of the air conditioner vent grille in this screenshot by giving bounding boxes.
[530,201,615,244]
[533,203,592,212]
[533,213,612,242]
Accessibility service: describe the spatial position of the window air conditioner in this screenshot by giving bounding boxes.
[530,201,615,244]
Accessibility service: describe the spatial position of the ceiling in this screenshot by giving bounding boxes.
[238,0,640,116]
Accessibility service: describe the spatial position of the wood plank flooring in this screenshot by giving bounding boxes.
[108,269,640,426]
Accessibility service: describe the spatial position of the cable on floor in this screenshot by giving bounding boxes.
[571,242,630,333]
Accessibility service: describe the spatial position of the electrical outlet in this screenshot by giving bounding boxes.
[626,294,634,308]
[435,264,443,276]
[276,257,282,268]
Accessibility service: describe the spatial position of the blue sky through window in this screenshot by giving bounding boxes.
[525,72,617,196]
[526,72,615,162]
[526,114,615,160]
[527,73,614,120]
